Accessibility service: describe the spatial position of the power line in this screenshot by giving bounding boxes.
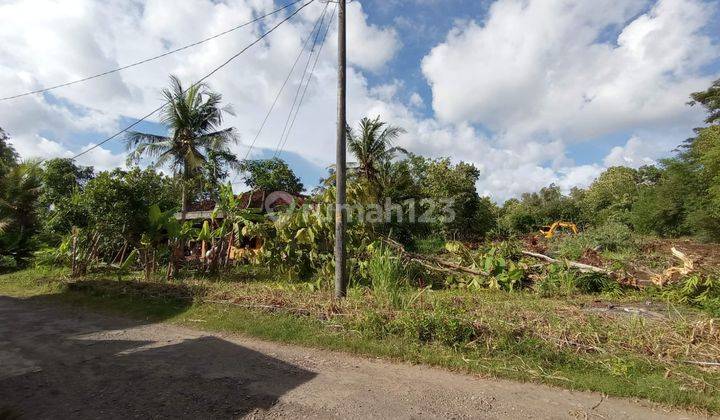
[272,2,329,158]
[71,0,315,160]
[231,3,333,187]
[275,2,337,159]
[0,0,305,102]
[230,3,330,186]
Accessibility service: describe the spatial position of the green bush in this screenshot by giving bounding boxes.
[409,235,446,254]
[661,275,720,317]
[551,221,637,259]
[535,264,577,297]
[399,307,480,346]
[0,255,17,272]
[535,264,621,297]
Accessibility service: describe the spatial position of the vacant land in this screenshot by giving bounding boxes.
[0,295,705,419]
[1,267,719,415]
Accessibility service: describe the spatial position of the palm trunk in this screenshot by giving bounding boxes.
[175,164,190,279]
[181,183,188,222]
[181,163,190,221]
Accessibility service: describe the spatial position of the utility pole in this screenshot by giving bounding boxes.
[334,0,348,298]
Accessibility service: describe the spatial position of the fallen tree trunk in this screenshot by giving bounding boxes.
[382,238,622,282]
[520,250,613,275]
[381,238,489,277]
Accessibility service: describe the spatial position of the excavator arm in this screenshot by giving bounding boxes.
[539,221,578,239]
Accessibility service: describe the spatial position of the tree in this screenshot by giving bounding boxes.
[631,160,693,237]
[689,78,720,125]
[690,126,720,206]
[38,158,94,243]
[406,155,494,239]
[0,128,18,178]
[201,149,241,200]
[78,168,180,257]
[0,161,43,265]
[497,184,582,235]
[582,166,639,225]
[238,158,304,194]
[347,116,406,191]
[125,75,238,218]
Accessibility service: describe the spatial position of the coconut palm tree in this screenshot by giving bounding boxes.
[347,116,406,188]
[125,75,238,218]
[0,161,42,263]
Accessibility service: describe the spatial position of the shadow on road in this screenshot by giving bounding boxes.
[0,294,317,418]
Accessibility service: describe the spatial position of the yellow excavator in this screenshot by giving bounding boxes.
[539,221,578,239]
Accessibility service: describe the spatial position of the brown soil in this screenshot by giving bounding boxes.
[578,248,605,267]
[521,234,549,254]
[643,239,720,273]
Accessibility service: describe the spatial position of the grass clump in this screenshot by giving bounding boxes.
[367,245,407,309]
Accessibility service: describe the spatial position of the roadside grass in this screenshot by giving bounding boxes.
[1,267,719,413]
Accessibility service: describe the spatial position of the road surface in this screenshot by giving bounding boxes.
[0,296,703,419]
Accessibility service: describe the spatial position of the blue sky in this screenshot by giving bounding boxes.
[1,0,719,200]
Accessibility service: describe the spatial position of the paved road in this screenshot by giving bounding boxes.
[0,296,703,419]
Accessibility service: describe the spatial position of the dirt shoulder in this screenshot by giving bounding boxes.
[0,295,706,419]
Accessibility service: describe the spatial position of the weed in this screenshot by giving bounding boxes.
[535,264,577,297]
[397,306,480,347]
[367,246,407,309]
[661,275,720,316]
[551,221,638,260]
[410,235,446,255]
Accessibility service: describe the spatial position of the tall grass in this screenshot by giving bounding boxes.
[367,246,406,308]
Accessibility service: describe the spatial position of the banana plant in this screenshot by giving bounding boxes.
[141,204,181,281]
[116,248,139,282]
[444,240,526,291]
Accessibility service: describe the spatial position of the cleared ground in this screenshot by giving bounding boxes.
[0,296,705,419]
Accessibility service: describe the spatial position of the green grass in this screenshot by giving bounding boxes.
[1,267,719,413]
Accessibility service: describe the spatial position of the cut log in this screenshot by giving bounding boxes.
[520,250,612,275]
[382,238,489,277]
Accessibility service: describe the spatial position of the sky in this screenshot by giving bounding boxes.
[1,0,719,201]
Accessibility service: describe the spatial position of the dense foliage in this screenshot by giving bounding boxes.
[0,79,718,297]
[237,157,304,194]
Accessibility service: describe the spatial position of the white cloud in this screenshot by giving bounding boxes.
[0,0,400,168]
[346,1,401,72]
[421,0,716,143]
[409,92,424,108]
[604,136,656,168]
[8,136,71,161]
[74,144,127,171]
[6,134,125,171]
[0,0,717,202]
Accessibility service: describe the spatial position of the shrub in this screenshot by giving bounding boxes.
[0,255,17,272]
[409,235,446,255]
[661,275,720,317]
[551,221,637,259]
[535,264,577,297]
[399,307,480,347]
[535,264,621,297]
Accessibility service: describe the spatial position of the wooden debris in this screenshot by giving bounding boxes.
[520,250,613,275]
[381,238,489,277]
[651,247,694,287]
[681,360,720,367]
